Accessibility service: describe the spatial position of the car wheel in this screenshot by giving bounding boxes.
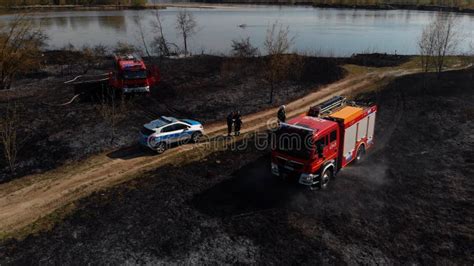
[154,142,167,154]
[319,168,332,190]
[355,145,366,163]
[191,132,203,143]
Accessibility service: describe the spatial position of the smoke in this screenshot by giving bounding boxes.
[342,159,390,186]
[287,158,390,218]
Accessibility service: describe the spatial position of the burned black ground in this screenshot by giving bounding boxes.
[0,53,346,182]
[1,68,472,264]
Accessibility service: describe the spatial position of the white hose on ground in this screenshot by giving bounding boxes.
[42,94,82,107]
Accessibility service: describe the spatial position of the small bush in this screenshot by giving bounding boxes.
[130,0,146,8]
[231,37,259,58]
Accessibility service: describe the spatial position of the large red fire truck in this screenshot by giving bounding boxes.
[66,54,160,96]
[271,96,377,189]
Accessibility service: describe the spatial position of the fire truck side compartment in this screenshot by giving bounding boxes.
[367,112,376,143]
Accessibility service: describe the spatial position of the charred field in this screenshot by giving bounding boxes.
[1,67,472,264]
[0,52,349,183]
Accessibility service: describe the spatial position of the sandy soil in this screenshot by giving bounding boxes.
[1,67,472,264]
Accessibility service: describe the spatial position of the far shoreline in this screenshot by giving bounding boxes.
[1,2,474,14]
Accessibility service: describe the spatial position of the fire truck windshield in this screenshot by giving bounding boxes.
[123,69,147,79]
[273,127,314,159]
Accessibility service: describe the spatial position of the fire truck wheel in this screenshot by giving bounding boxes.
[355,145,366,163]
[154,142,167,154]
[319,168,332,190]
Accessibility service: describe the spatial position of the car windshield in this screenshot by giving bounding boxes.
[179,119,192,125]
[140,127,155,136]
[123,70,147,79]
[273,126,314,159]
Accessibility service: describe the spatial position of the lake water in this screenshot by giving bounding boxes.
[1,5,473,56]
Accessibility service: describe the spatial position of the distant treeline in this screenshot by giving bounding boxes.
[311,0,474,9]
[0,0,146,7]
[198,0,474,10]
[1,0,474,10]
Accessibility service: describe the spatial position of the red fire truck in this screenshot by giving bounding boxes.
[109,54,159,94]
[66,54,160,96]
[271,96,377,189]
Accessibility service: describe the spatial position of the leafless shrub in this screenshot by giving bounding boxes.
[0,13,47,90]
[95,90,128,145]
[91,44,108,68]
[77,44,108,74]
[231,37,259,58]
[288,54,305,82]
[0,101,20,174]
[114,42,137,55]
[176,10,197,56]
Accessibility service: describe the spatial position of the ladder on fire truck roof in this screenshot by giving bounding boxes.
[309,96,346,116]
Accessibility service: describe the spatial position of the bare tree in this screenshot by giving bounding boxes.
[263,22,295,103]
[469,42,474,84]
[149,2,175,58]
[150,7,169,57]
[418,13,460,79]
[231,37,259,58]
[418,23,436,73]
[0,101,20,174]
[0,13,46,90]
[133,12,151,57]
[432,13,459,78]
[176,10,197,56]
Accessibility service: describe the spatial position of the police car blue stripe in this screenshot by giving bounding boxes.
[181,119,201,126]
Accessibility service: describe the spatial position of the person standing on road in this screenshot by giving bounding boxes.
[227,111,234,136]
[234,111,242,136]
[277,105,286,123]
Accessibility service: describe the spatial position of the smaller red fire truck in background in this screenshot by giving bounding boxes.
[109,54,159,94]
[66,54,160,96]
[271,96,377,189]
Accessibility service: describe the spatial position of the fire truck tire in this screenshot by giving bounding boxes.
[355,145,366,163]
[154,142,167,154]
[319,168,332,190]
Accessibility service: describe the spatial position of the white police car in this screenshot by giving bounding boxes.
[139,116,204,153]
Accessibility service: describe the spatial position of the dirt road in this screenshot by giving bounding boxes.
[0,67,429,239]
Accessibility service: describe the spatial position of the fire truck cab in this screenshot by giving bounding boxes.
[109,54,160,94]
[271,96,377,189]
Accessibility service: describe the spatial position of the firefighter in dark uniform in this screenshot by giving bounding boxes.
[277,105,286,123]
[227,111,234,136]
[234,111,242,136]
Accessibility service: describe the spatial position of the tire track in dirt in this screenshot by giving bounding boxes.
[0,68,427,239]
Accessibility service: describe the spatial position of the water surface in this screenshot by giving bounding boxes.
[1,6,473,56]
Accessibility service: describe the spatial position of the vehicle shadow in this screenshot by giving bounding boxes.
[106,139,204,160]
[106,145,155,160]
[191,155,301,218]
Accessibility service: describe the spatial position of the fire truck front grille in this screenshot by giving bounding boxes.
[277,157,304,171]
[127,83,145,88]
